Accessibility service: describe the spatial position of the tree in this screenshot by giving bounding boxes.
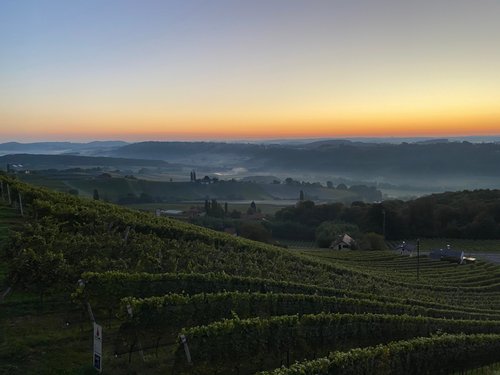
[190,170,197,182]
[139,192,154,203]
[93,189,100,200]
[237,222,272,243]
[299,190,304,201]
[206,199,224,218]
[326,181,333,188]
[359,232,387,250]
[248,201,257,215]
[68,189,79,196]
[467,213,498,239]
[230,209,241,219]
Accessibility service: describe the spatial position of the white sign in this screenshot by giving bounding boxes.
[93,323,103,373]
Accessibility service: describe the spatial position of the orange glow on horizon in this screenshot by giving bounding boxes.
[2,81,500,141]
[1,115,499,142]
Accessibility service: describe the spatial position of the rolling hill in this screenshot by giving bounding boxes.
[0,175,499,374]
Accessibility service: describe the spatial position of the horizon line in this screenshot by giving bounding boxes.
[2,134,500,144]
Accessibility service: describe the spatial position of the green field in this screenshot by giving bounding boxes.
[1,176,500,374]
[16,171,359,204]
[0,204,93,374]
[124,201,290,215]
[297,248,499,285]
[419,238,500,254]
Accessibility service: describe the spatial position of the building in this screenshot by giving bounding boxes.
[330,234,356,250]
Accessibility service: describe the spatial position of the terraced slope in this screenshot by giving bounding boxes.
[0,174,499,374]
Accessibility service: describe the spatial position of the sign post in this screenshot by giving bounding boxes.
[93,322,103,373]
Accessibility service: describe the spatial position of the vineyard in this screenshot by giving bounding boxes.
[1,174,500,374]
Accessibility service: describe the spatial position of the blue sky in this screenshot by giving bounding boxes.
[1,1,499,141]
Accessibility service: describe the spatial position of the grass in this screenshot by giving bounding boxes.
[296,248,500,288]
[124,201,290,215]
[0,204,22,289]
[279,239,318,249]
[0,203,94,375]
[17,171,358,206]
[0,308,93,375]
[0,202,181,375]
[419,238,500,254]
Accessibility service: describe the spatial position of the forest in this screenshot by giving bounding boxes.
[271,189,500,241]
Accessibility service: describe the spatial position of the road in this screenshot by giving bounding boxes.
[470,253,500,264]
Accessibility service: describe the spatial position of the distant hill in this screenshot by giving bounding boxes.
[110,141,500,179]
[415,139,449,144]
[0,141,128,156]
[112,141,263,166]
[0,154,170,169]
[5,140,500,193]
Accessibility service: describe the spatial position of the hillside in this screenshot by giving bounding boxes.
[111,141,500,178]
[0,141,128,157]
[0,153,171,169]
[0,175,500,374]
[14,172,363,204]
[6,141,500,196]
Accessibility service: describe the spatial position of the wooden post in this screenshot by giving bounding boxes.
[126,305,145,362]
[180,334,192,365]
[417,239,420,281]
[6,184,11,205]
[87,302,96,323]
[18,192,24,216]
[123,226,131,242]
[0,286,12,302]
[0,181,4,201]
[137,340,145,362]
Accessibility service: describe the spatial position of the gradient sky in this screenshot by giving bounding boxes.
[1,0,500,141]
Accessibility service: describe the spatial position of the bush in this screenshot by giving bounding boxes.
[359,232,387,250]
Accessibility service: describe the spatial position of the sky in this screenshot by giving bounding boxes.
[1,0,500,141]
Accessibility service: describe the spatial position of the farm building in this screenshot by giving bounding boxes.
[330,234,356,250]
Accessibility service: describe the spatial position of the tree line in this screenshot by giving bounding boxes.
[270,189,500,241]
